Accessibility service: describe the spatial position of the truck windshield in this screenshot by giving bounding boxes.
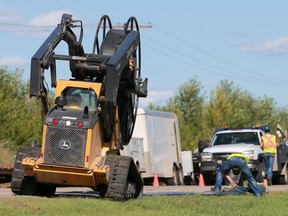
[212,132,260,146]
[62,87,98,111]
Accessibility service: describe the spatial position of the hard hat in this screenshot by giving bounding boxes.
[264,126,271,132]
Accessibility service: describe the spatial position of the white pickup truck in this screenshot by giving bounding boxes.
[199,127,288,185]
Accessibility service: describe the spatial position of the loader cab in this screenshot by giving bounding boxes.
[55,80,101,112]
[61,87,98,111]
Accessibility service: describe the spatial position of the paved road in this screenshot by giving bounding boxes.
[1,185,288,199]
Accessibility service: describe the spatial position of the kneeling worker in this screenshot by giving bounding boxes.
[211,153,263,197]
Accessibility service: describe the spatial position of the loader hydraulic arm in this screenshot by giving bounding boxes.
[30,14,84,120]
[30,14,83,97]
[30,13,148,144]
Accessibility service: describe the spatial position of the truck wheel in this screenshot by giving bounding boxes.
[252,170,264,183]
[254,161,265,183]
[279,165,288,184]
[202,173,213,185]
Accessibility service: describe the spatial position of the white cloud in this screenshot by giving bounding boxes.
[0,7,20,22]
[7,10,72,39]
[0,56,28,67]
[241,36,288,55]
[27,10,70,26]
[139,89,174,107]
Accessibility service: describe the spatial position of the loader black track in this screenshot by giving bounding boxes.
[11,146,41,195]
[101,154,143,201]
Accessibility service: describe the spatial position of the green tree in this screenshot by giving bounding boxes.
[203,80,279,136]
[0,66,43,150]
[158,78,205,150]
[150,79,287,151]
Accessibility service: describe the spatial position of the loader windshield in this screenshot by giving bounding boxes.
[63,87,98,111]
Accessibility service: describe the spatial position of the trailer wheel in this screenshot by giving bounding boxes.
[178,166,184,185]
[166,165,180,185]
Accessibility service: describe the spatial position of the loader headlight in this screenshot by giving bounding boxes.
[66,120,72,126]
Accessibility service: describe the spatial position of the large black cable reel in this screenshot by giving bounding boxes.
[93,16,143,201]
[118,16,141,146]
[93,15,141,146]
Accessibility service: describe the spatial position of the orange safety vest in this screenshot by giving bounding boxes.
[261,134,277,154]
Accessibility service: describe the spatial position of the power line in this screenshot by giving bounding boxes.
[1,21,286,86]
[142,41,286,86]
[153,24,288,83]
[142,34,284,85]
[0,22,152,29]
[142,33,287,86]
[0,22,54,28]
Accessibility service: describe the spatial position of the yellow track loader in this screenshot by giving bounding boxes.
[11,14,148,201]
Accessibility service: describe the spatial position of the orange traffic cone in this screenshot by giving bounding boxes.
[153,173,160,186]
[198,173,205,186]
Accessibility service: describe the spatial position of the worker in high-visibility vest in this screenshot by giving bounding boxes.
[260,126,279,186]
[211,153,263,197]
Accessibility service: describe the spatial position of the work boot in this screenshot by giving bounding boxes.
[267,177,272,186]
[211,187,222,192]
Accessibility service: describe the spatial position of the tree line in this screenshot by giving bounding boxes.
[0,67,43,150]
[1,67,288,152]
[148,78,288,151]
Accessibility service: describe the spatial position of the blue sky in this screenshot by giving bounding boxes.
[1,1,288,107]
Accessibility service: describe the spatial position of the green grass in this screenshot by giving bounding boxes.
[0,192,287,216]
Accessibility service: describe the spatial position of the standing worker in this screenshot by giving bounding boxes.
[260,126,279,186]
[211,153,263,197]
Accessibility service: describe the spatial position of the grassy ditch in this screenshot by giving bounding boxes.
[0,192,287,216]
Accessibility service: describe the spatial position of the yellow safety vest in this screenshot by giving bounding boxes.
[227,153,250,165]
[261,134,277,154]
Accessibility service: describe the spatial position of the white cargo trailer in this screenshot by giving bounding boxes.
[121,108,184,185]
